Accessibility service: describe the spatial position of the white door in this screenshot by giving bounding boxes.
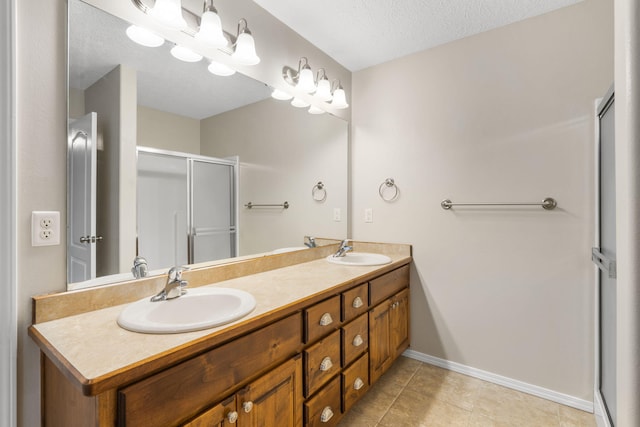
[67,112,97,283]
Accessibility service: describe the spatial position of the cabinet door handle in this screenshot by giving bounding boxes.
[353,377,365,390]
[242,401,253,413]
[319,356,333,372]
[319,312,333,326]
[352,296,364,308]
[227,411,238,423]
[320,406,334,423]
[352,334,364,347]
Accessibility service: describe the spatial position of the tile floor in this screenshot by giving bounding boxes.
[337,356,597,427]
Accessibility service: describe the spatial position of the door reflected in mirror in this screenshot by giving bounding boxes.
[67,0,349,290]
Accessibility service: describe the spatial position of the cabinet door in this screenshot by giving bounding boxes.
[237,356,303,427]
[369,298,392,385]
[369,288,410,384]
[390,288,410,359]
[182,396,237,427]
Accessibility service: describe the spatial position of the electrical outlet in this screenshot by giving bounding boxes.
[32,211,60,246]
[364,208,373,223]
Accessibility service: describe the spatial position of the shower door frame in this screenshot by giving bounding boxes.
[593,87,615,427]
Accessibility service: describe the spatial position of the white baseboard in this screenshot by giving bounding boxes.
[403,349,594,413]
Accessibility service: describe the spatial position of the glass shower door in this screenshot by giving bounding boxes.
[190,159,237,263]
[137,151,189,269]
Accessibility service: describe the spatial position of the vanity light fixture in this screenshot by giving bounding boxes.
[194,1,227,48]
[129,0,261,72]
[331,80,349,109]
[314,69,332,102]
[271,89,293,101]
[170,45,203,62]
[231,19,260,65]
[149,0,187,29]
[208,61,236,76]
[291,97,310,108]
[293,57,316,93]
[125,25,165,47]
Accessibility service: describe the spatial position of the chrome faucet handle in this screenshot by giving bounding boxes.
[305,236,317,248]
[150,266,189,302]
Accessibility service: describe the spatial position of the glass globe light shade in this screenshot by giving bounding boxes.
[150,0,187,29]
[232,32,260,65]
[331,88,349,109]
[125,25,164,47]
[195,9,227,48]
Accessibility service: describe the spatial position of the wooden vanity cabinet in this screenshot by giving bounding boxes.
[36,261,411,427]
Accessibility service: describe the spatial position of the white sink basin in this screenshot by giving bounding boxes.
[117,287,256,334]
[326,252,392,266]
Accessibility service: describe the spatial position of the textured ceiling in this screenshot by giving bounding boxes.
[253,0,584,71]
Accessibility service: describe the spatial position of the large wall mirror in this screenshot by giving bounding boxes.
[67,0,349,290]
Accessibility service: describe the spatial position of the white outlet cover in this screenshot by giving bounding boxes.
[32,211,60,246]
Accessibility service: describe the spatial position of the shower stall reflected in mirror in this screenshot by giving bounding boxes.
[136,147,238,273]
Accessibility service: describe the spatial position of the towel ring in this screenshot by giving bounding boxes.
[379,178,399,202]
[312,181,327,201]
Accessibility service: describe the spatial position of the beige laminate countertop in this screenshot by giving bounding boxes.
[30,251,411,396]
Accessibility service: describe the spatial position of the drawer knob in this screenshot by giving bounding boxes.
[352,296,364,308]
[227,411,239,423]
[320,406,334,423]
[352,334,364,347]
[319,356,333,372]
[242,401,253,413]
[319,312,333,326]
[353,377,365,390]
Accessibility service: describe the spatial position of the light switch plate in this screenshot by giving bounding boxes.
[333,208,341,222]
[364,208,373,223]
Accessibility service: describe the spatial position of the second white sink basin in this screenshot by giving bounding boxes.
[117,287,256,334]
[326,252,392,266]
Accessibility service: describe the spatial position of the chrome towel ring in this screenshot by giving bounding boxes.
[379,178,399,202]
[312,181,327,201]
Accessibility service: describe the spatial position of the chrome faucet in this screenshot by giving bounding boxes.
[304,236,317,248]
[333,239,353,257]
[131,256,148,279]
[150,266,188,302]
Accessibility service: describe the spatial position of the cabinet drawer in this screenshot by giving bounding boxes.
[304,330,341,397]
[370,265,409,306]
[342,353,369,413]
[182,396,236,427]
[305,295,340,343]
[118,313,302,427]
[341,283,369,322]
[304,376,342,427]
[341,313,368,367]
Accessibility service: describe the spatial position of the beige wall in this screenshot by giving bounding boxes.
[16,1,67,426]
[201,99,348,254]
[351,0,612,401]
[137,106,201,154]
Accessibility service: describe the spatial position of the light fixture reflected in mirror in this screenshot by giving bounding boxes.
[308,105,325,115]
[271,89,293,100]
[149,0,187,29]
[170,45,203,62]
[291,97,310,108]
[231,19,260,65]
[208,61,236,76]
[126,25,165,47]
[194,1,227,48]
